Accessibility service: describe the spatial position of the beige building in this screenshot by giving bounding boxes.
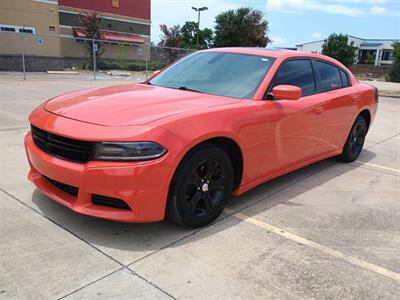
[0,0,60,57]
[58,0,151,60]
[0,0,151,70]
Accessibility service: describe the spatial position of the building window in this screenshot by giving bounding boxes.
[1,26,16,32]
[0,24,35,34]
[382,50,393,61]
[19,28,34,34]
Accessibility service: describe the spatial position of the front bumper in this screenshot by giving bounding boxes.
[24,132,174,223]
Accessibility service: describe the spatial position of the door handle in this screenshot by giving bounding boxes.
[314,107,324,115]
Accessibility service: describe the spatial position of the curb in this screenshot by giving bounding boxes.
[379,94,400,99]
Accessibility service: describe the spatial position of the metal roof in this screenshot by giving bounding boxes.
[360,42,384,47]
[296,36,399,47]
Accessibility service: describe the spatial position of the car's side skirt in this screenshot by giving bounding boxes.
[232,149,342,196]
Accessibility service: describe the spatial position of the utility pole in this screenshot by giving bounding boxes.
[192,6,208,50]
[21,25,26,80]
[92,38,97,80]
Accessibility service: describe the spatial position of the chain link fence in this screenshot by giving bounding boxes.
[0,31,195,80]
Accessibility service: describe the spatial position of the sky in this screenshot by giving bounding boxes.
[151,0,400,47]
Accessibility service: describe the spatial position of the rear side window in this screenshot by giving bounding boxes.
[339,69,350,87]
[314,61,342,92]
[271,59,315,96]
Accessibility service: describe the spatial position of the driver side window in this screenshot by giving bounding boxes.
[270,59,316,97]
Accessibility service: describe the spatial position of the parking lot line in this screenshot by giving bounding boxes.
[354,161,400,174]
[224,208,400,283]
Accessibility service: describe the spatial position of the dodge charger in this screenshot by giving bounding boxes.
[24,48,378,227]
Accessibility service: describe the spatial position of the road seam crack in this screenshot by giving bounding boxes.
[129,160,338,267]
[0,188,176,300]
[2,132,397,299]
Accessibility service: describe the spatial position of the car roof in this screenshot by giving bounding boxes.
[200,47,339,64]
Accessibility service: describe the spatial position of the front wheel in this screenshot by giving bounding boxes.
[338,116,367,163]
[167,145,234,227]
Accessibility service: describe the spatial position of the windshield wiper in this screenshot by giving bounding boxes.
[178,86,204,93]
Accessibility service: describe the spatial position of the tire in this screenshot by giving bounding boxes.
[167,145,234,227]
[338,116,367,163]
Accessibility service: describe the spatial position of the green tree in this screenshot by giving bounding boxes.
[116,45,127,68]
[214,7,271,47]
[321,33,356,67]
[78,11,104,66]
[387,42,400,82]
[157,24,183,63]
[180,21,213,49]
[366,53,375,65]
[158,24,182,48]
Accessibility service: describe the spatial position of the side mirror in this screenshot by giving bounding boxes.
[271,85,302,100]
[153,70,161,76]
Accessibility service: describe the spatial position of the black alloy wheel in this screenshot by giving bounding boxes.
[185,159,227,217]
[167,145,234,227]
[338,116,367,162]
[349,122,366,157]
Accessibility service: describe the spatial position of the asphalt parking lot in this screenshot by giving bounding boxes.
[1,74,399,299]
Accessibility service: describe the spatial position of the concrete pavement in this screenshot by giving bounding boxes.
[0,76,399,299]
[362,80,400,98]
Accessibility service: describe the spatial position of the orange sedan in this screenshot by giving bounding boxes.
[25,48,378,227]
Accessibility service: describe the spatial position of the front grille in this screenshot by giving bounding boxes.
[44,176,79,197]
[31,125,94,163]
[92,194,131,210]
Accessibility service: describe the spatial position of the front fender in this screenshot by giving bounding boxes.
[157,106,264,185]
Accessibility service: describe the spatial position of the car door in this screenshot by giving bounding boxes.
[311,60,359,155]
[255,58,326,176]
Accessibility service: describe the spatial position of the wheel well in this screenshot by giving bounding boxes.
[358,109,371,132]
[187,137,244,189]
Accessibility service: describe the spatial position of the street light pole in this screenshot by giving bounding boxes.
[21,25,26,80]
[192,6,208,50]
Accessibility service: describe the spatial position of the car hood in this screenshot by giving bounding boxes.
[44,84,240,126]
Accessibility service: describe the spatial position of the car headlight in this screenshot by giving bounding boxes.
[93,142,167,161]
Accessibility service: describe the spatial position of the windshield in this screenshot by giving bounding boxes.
[148,52,275,99]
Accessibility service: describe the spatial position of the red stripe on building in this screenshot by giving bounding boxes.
[59,0,151,20]
[72,28,146,44]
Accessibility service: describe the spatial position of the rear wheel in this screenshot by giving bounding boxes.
[167,145,234,227]
[338,116,367,162]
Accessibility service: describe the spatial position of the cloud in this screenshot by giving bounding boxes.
[332,0,387,3]
[370,6,400,16]
[311,32,322,38]
[270,36,288,46]
[266,0,364,17]
[370,6,387,15]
